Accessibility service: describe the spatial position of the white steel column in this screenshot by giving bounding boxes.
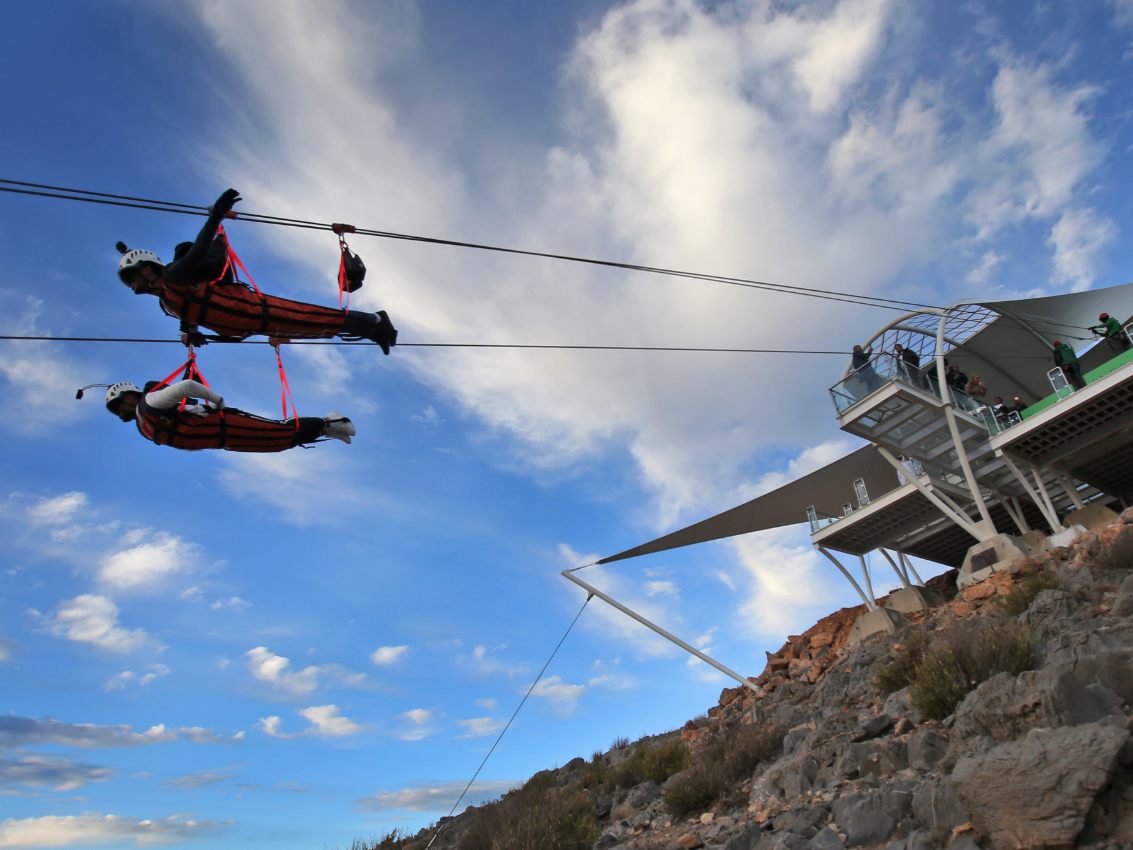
[1056,474,1087,509]
[935,310,997,537]
[1030,468,1063,530]
[817,547,877,610]
[879,549,913,589]
[877,446,984,541]
[999,454,1065,533]
[899,552,925,586]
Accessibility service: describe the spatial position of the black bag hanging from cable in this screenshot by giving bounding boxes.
[332,223,365,307]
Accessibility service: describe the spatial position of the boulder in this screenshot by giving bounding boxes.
[949,667,1122,749]
[950,722,1129,849]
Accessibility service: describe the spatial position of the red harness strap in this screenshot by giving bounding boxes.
[271,342,300,430]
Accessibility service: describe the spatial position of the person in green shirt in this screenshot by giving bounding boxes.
[1091,312,1131,352]
[1053,340,1086,390]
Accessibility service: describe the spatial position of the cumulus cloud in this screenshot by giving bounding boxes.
[259,705,363,738]
[0,754,112,792]
[356,780,516,813]
[41,595,156,654]
[245,646,366,697]
[0,295,94,437]
[456,717,505,739]
[217,452,390,528]
[26,492,88,528]
[396,708,435,742]
[297,705,362,737]
[0,636,13,664]
[0,813,225,847]
[529,675,587,713]
[0,715,238,749]
[105,664,171,692]
[97,531,203,593]
[369,645,409,666]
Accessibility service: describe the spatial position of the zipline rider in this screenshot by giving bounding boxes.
[116,188,398,353]
[104,380,356,452]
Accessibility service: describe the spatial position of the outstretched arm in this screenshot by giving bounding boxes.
[145,380,224,411]
[164,189,241,285]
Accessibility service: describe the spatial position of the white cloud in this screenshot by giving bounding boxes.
[217,451,390,528]
[644,580,678,598]
[245,646,366,697]
[97,532,202,592]
[260,706,363,738]
[210,596,251,612]
[26,492,88,527]
[246,647,321,696]
[369,645,409,666]
[411,405,441,426]
[732,526,836,639]
[1048,207,1118,291]
[0,637,12,664]
[0,716,237,749]
[456,717,505,739]
[713,570,736,591]
[474,697,498,711]
[401,708,431,725]
[297,705,362,737]
[42,595,156,654]
[0,813,224,847]
[0,296,94,437]
[356,780,516,813]
[529,675,587,713]
[257,716,285,739]
[0,754,111,792]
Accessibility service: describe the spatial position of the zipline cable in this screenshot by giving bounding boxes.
[424,594,592,850]
[0,334,857,355]
[0,178,947,314]
[0,335,1060,362]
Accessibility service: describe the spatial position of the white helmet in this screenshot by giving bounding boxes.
[117,249,163,284]
[105,382,141,411]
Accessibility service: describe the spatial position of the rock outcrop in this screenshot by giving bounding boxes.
[386,509,1133,850]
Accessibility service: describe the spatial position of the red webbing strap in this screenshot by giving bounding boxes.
[150,349,215,414]
[272,342,300,430]
[212,225,263,298]
[176,349,214,413]
[337,235,350,309]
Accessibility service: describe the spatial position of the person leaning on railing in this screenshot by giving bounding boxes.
[1053,340,1087,390]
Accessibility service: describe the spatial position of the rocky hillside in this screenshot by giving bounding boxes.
[368,511,1133,850]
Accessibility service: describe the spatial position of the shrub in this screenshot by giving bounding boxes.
[909,619,1033,720]
[998,569,1061,616]
[604,738,690,790]
[347,831,412,850]
[458,780,598,850]
[874,630,931,694]
[1091,529,1133,572]
[611,735,630,750]
[662,724,783,818]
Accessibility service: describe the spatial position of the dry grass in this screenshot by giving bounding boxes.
[910,619,1033,720]
[662,724,783,818]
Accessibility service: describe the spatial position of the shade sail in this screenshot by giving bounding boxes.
[599,445,899,564]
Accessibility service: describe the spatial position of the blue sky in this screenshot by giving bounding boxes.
[3,1,1133,847]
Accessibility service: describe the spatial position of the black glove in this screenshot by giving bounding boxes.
[211,188,242,216]
[181,330,209,348]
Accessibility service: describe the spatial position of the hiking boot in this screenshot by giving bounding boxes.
[373,310,398,355]
[322,413,356,444]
